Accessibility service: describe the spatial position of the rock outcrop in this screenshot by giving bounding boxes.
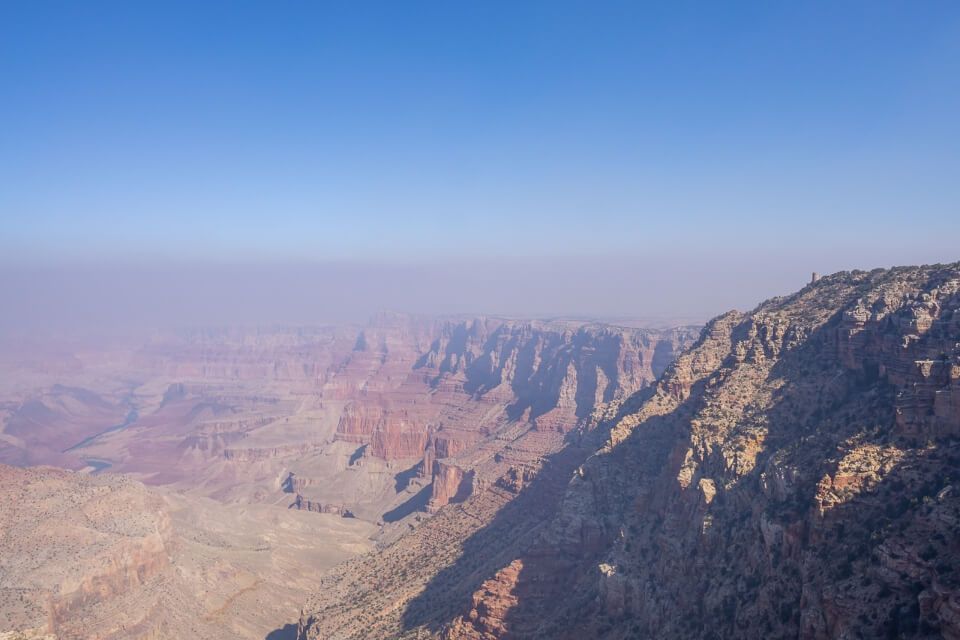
[426,461,474,512]
[132,326,353,385]
[0,464,172,638]
[223,442,322,461]
[291,494,355,517]
[445,263,960,639]
[0,463,377,640]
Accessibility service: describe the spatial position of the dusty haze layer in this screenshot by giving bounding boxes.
[5,247,959,333]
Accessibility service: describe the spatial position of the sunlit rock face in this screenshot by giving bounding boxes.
[0,464,172,637]
[0,463,378,640]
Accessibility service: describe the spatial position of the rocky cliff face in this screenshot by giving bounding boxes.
[409,319,696,510]
[0,463,377,640]
[297,263,960,640]
[324,317,696,519]
[445,263,960,639]
[336,403,432,461]
[332,318,694,461]
[415,318,682,429]
[0,464,173,638]
[427,460,475,512]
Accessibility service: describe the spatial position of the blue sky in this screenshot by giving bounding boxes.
[1,2,959,324]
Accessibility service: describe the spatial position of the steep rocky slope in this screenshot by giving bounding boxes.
[0,464,375,639]
[0,465,172,637]
[298,263,960,639]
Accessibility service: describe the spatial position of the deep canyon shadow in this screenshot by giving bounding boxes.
[383,483,432,523]
[399,384,663,634]
[263,622,298,640]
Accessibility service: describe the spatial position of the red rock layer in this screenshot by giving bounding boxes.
[426,461,474,512]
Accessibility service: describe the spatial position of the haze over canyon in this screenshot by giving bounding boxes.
[0,262,958,639]
[3,2,959,639]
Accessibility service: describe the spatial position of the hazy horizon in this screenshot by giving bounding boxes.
[3,248,959,335]
[2,2,959,333]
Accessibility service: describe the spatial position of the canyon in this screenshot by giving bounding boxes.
[296,263,960,639]
[3,264,958,639]
[5,5,953,639]
[0,314,696,639]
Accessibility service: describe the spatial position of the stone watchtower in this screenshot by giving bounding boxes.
[811,272,821,284]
